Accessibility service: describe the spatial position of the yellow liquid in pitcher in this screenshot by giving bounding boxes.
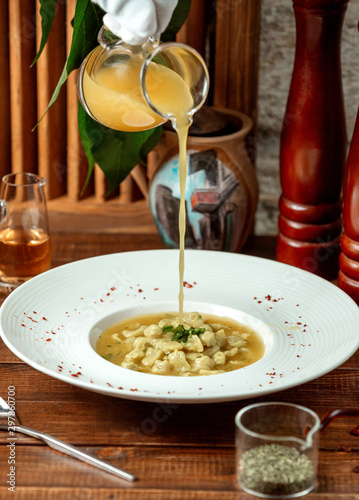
[83,53,192,133]
[83,53,194,322]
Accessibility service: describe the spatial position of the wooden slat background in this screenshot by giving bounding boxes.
[36,0,67,198]
[9,0,38,175]
[1,0,261,227]
[213,0,261,127]
[66,0,92,201]
[0,1,10,181]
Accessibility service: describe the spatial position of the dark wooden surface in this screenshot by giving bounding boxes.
[1,232,359,499]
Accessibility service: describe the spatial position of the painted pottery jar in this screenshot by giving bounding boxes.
[148,108,258,252]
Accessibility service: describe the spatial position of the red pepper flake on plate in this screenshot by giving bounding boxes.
[27,316,38,323]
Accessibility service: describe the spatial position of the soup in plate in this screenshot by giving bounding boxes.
[96,311,264,376]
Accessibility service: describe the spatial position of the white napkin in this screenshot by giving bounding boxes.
[92,0,178,45]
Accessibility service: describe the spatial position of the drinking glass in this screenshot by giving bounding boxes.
[0,173,51,287]
[235,402,320,499]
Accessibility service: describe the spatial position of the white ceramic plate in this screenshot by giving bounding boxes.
[1,250,358,403]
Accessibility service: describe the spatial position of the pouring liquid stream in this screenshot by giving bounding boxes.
[176,119,191,323]
[145,74,194,323]
[82,52,195,322]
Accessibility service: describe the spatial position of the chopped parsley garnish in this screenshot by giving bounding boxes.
[162,325,175,332]
[162,324,205,343]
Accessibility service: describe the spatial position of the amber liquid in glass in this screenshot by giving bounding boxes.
[0,227,51,283]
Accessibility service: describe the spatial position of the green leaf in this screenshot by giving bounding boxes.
[140,125,164,158]
[32,0,58,66]
[96,127,162,194]
[34,0,104,128]
[77,104,96,193]
[65,0,104,71]
[161,0,192,42]
[78,104,162,194]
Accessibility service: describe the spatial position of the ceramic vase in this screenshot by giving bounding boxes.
[148,108,258,252]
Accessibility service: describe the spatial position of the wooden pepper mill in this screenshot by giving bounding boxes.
[338,87,359,305]
[276,0,349,280]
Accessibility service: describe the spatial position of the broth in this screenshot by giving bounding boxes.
[96,311,264,376]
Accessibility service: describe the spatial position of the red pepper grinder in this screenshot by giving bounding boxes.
[338,54,359,305]
[276,0,349,280]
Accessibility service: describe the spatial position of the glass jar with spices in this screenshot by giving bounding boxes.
[235,402,320,498]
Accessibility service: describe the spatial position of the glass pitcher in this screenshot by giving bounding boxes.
[77,27,209,132]
[0,173,51,287]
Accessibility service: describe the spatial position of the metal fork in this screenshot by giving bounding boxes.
[0,396,136,481]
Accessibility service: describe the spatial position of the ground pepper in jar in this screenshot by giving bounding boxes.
[238,443,315,496]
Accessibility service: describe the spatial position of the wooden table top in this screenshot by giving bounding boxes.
[1,232,359,500]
